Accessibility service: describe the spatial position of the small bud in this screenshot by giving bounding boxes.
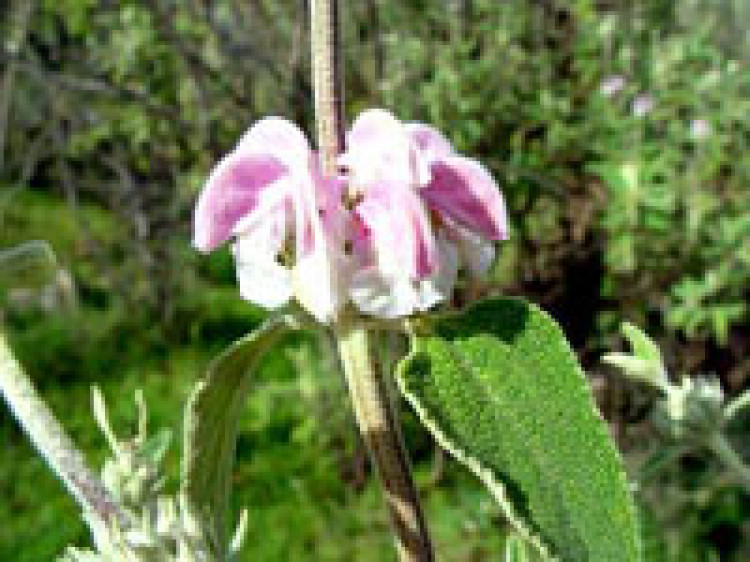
[602,323,668,391]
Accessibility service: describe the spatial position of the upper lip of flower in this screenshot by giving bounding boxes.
[339,109,508,276]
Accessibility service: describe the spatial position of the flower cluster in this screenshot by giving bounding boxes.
[193,109,508,322]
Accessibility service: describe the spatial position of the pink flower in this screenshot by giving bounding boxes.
[193,117,344,322]
[600,75,627,97]
[193,109,509,321]
[631,94,654,117]
[340,109,508,318]
[690,118,711,140]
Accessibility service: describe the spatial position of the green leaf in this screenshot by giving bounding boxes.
[398,298,641,561]
[181,317,294,557]
[620,322,662,365]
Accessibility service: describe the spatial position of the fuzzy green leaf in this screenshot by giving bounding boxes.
[182,318,294,557]
[398,298,641,561]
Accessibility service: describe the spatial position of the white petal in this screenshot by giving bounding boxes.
[232,217,292,309]
[349,267,421,319]
[458,230,495,276]
[235,255,293,310]
[287,176,346,322]
[349,235,458,319]
[417,235,459,309]
[342,109,429,190]
[406,123,454,161]
[354,182,437,281]
[292,246,343,323]
[237,260,292,309]
[444,222,495,277]
[415,280,444,312]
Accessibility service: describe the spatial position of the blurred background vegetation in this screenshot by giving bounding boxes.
[1,0,749,560]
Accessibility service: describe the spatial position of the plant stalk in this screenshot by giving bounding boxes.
[0,333,125,528]
[310,0,344,176]
[334,321,435,561]
[309,2,434,558]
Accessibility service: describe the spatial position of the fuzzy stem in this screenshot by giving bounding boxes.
[0,333,125,527]
[310,2,434,558]
[334,321,435,562]
[310,0,344,175]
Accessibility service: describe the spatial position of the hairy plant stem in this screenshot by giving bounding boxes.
[310,1,434,558]
[0,333,125,528]
[334,320,435,561]
[310,0,344,175]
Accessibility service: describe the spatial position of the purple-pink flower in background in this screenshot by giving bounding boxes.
[599,75,626,97]
[631,94,654,117]
[690,118,711,140]
[193,109,509,321]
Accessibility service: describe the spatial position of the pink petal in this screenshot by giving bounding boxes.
[343,109,429,187]
[422,155,508,241]
[406,123,454,164]
[238,117,312,170]
[347,108,404,147]
[355,182,437,280]
[193,152,287,252]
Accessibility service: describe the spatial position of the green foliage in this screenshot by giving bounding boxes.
[61,385,253,561]
[376,0,750,345]
[0,240,58,292]
[3,0,750,559]
[398,298,641,561]
[605,323,750,562]
[1,338,509,561]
